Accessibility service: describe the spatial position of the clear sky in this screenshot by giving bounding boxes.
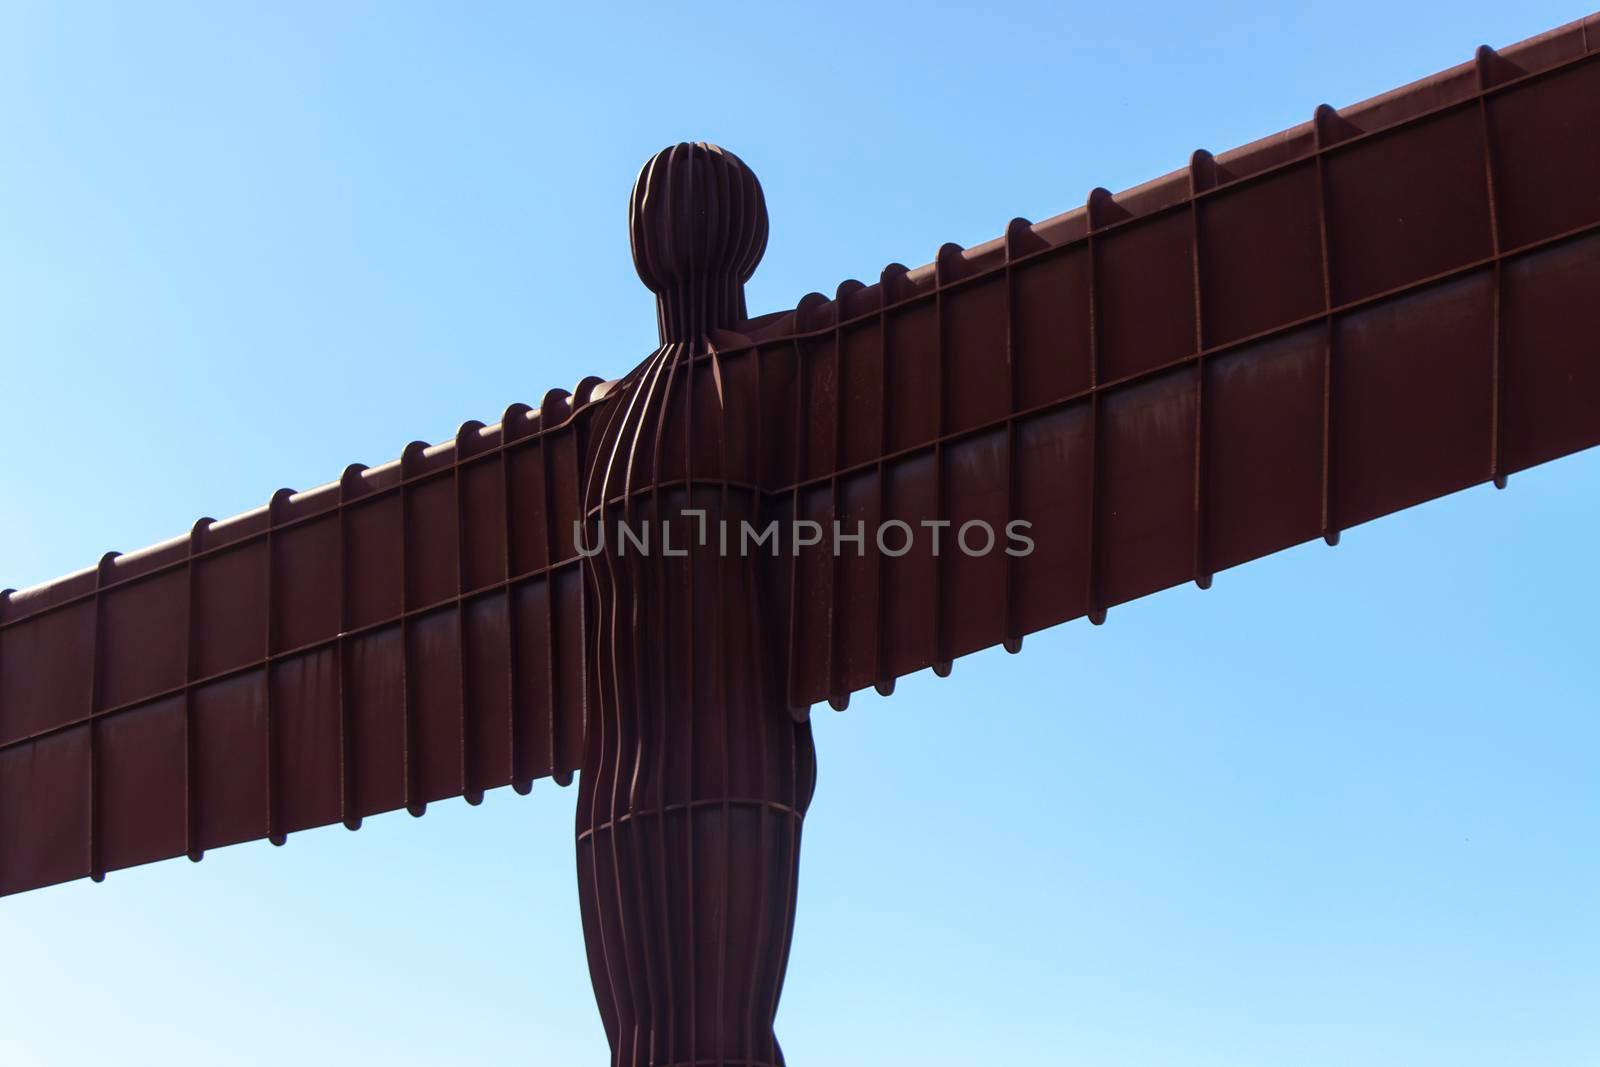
[1,2,1596,1064]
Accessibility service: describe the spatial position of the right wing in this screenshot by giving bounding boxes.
[0,378,614,896]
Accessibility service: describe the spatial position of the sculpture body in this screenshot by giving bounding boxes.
[575,145,816,1067]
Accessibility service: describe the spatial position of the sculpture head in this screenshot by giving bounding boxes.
[630,142,768,344]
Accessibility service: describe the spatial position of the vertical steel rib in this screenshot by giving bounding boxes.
[454,428,477,805]
[1000,220,1026,656]
[826,301,847,710]
[265,490,288,845]
[338,467,362,829]
[1475,47,1509,490]
[88,552,113,880]
[931,246,954,677]
[1085,190,1109,626]
[873,269,897,696]
[1189,152,1214,590]
[398,447,422,818]
[682,351,700,1067]
[183,518,206,858]
[1312,106,1342,548]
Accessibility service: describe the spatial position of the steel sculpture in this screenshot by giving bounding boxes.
[3,14,1599,1066]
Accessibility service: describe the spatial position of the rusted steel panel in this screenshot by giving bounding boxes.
[1503,233,1600,472]
[0,387,611,895]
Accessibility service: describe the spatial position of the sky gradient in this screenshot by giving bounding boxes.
[2,2,1596,1064]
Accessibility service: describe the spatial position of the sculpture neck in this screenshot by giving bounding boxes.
[654,274,748,345]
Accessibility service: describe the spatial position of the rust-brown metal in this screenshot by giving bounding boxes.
[577,144,814,1066]
[755,15,1600,705]
[2,12,1599,1064]
[0,388,605,888]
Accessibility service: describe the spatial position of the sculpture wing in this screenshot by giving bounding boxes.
[743,28,1600,711]
[0,379,613,896]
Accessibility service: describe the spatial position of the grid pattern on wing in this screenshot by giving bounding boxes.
[756,24,1600,711]
[0,388,609,896]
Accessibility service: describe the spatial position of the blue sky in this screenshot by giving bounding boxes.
[1,2,1596,1064]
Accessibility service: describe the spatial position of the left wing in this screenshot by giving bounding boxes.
[737,23,1600,711]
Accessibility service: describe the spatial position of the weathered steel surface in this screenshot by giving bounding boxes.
[577,144,815,1067]
[0,389,608,892]
[741,18,1600,710]
[1,12,1597,944]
